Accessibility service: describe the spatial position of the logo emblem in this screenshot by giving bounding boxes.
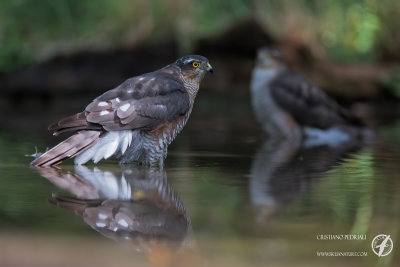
[371,234,393,257]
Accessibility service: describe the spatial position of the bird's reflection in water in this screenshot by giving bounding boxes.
[36,166,192,255]
[250,137,362,223]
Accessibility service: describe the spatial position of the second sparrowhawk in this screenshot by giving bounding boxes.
[250,47,366,144]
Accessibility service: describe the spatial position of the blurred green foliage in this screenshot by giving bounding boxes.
[255,0,399,62]
[0,0,399,71]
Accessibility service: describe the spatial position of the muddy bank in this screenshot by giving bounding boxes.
[0,19,395,102]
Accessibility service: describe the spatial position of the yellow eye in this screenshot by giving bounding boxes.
[192,61,200,68]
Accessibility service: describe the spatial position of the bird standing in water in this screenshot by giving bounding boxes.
[251,48,367,145]
[31,55,213,167]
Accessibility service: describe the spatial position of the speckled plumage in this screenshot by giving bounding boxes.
[31,55,213,167]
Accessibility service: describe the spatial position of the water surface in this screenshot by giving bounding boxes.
[0,93,399,266]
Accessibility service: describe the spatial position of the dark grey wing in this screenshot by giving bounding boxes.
[49,71,191,134]
[269,70,363,129]
[84,72,191,131]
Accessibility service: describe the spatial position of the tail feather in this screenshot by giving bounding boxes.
[50,194,102,214]
[49,112,102,136]
[30,131,101,167]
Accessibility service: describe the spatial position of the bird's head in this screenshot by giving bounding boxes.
[175,55,213,84]
[255,48,284,69]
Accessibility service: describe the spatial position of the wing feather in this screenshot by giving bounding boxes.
[86,110,115,124]
[270,70,363,129]
[48,70,190,135]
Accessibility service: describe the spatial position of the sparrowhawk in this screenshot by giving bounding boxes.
[251,47,365,143]
[31,55,213,167]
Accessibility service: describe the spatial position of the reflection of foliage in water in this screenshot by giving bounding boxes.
[0,0,399,71]
[319,148,374,232]
[270,144,398,265]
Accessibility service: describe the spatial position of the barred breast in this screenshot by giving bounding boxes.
[144,106,194,165]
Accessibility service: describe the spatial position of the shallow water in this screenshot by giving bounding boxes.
[0,93,399,266]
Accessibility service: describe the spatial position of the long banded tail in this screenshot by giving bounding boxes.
[30,131,101,167]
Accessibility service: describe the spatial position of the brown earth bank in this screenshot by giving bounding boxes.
[0,19,397,102]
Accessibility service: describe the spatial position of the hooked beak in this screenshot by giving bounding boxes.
[206,62,213,73]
